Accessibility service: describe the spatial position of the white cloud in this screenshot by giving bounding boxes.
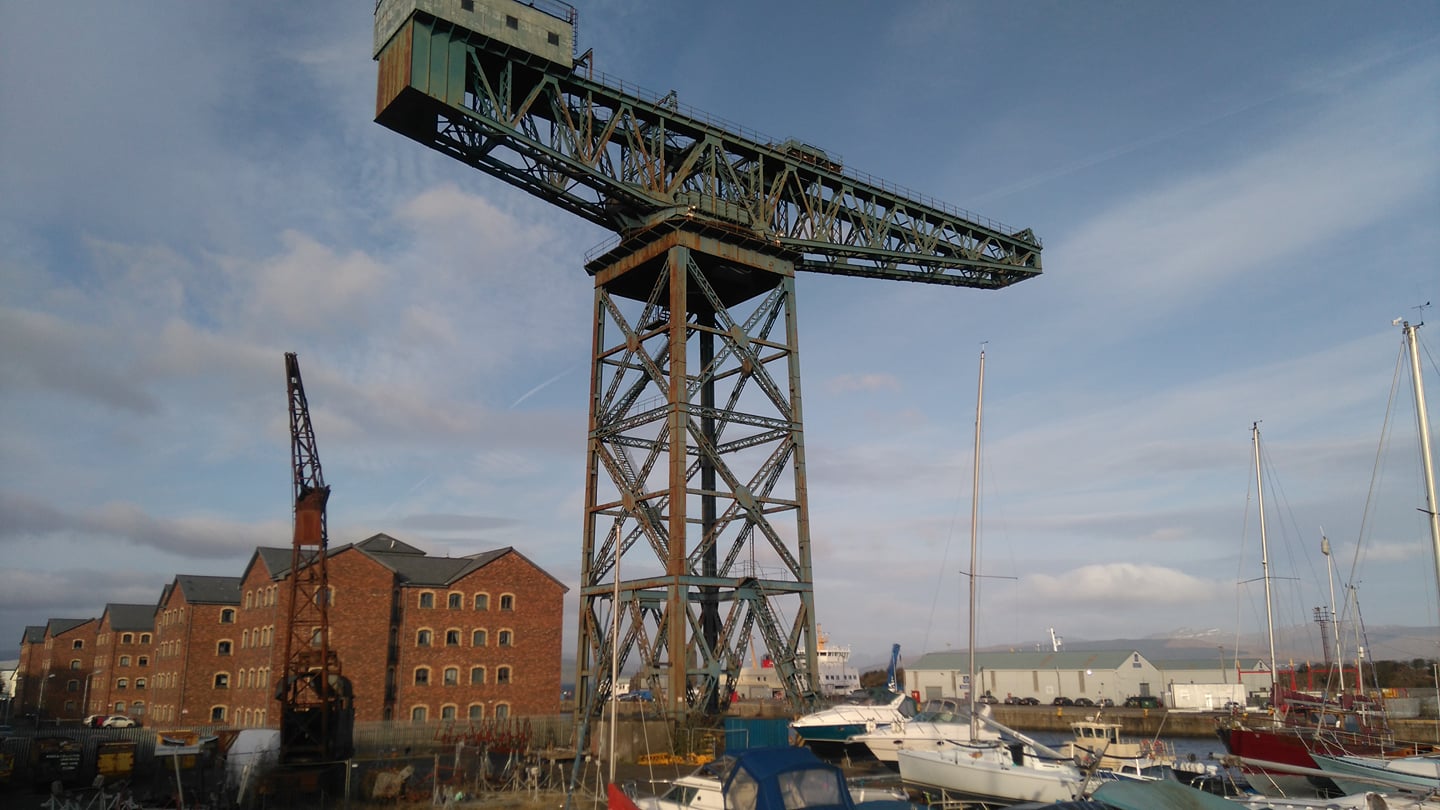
[1028,564,1225,604]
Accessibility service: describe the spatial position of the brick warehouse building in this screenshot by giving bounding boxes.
[14,534,567,729]
[87,604,157,720]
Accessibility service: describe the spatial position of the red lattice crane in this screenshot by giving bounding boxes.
[277,352,354,763]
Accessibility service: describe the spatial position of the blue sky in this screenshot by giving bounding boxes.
[2,1,1437,669]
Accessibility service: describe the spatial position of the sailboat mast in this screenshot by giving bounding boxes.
[968,348,985,735]
[1401,321,1440,624]
[1253,422,1279,697]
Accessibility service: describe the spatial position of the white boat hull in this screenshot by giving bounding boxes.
[898,745,1084,805]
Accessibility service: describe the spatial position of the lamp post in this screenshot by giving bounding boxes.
[37,672,56,726]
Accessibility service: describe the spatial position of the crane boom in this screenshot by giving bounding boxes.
[374,7,1041,287]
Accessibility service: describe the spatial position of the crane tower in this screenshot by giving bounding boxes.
[279,353,354,763]
[373,0,1042,724]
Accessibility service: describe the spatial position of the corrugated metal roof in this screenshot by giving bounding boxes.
[910,650,1147,671]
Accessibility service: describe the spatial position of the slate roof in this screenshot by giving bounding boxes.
[355,533,426,555]
[22,626,46,645]
[910,650,1148,671]
[361,550,490,586]
[46,618,94,638]
[100,604,156,632]
[172,575,242,605]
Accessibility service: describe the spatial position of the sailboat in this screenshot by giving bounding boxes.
[1217,321,1440,798]
[896,350,1095,805]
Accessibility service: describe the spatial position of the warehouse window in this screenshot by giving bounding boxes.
[448,593,462,609]
[414,667,430,686]
[470,667,485,685]
[444,667,459,686]
[446,629,461,646]
[419,591,435,609]
[474,593,489,611]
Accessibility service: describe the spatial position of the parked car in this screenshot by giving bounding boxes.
[1019,696,1040,705]
[102,715,137,728]
[1221,701,1243,712]
[976,693,1000,704]
[83,714,111,728]
[1074,697,1095,707]
[1097,698,1115,707]
[1052,696,1074,706]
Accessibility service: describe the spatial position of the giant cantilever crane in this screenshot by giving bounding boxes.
[373,0,1043,724]
[278,353,353,763]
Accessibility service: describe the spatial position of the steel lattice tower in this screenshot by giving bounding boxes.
[372,0,1042,725]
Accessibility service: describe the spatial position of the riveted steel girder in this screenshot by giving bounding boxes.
[375,14,1042,288]
[575,228,818,723]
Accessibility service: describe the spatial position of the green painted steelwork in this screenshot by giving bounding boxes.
[374,2,1044,730]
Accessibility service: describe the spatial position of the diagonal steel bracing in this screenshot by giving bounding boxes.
[576,227,816,720]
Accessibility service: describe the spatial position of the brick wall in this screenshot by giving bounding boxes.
[393,551,565,722]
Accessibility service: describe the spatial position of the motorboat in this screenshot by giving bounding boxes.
[847,697,999,767]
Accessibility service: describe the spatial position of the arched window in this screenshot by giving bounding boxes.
[220,608,236,624]
[411,705,427,722]
[136,678,146,690]
[497,666,511,684]
[121,633,133,644]
[472,630,487,647]
[70,659,81,670]
[499,594,515,611]
[242,630,249,648]
[443,667,459,685]
[419,591,435,609]
[138,656,149,667]
[498,630,513,647]
[470,666,486,685]
[73,639,85,649]
[468,704,484,719]
[473,593,489,611]
[140,634,151,644]
[494,703,510,720]
[417,629,432,647]
[119,655,131,667]
[447,592,462,609]
[445,629,461,646]
[217,640,232,656]
[441,704,457,719]
[414,667,430,686]
[115,701,127,713]
[214,673,230,689]
[211,706,226,722]
[117,678,129,691]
